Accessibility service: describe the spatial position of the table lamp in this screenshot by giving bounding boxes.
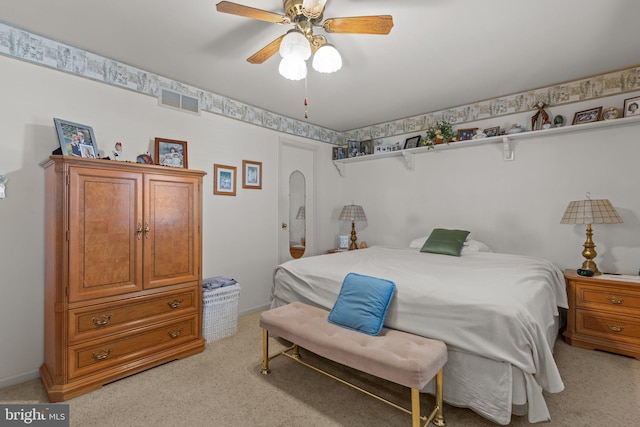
[560,193,622,275]
[339,204,367,250]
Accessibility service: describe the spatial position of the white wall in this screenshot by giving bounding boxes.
[343,114,640,276]
[0,55,341,387]
[2,52,639,389]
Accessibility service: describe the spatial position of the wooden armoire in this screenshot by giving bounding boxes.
[40,156,206,402]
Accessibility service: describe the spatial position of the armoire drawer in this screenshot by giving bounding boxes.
[68,315,197,380]
[68,287,198,342]
[575,309,640,342]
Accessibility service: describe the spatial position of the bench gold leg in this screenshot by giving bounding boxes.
[411,388,421,427]
[261,329,270,375]
[433,369,445,426]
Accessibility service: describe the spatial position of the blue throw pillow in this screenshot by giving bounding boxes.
[328,273,396,336]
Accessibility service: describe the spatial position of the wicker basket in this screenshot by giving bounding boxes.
[202,283,240,343]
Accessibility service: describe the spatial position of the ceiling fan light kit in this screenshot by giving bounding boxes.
[312,44,342,73]
[279,56,308,81]
[279,29,311,60]
[216,1,392,79]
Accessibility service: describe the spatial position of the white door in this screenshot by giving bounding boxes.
[278,140,316,263]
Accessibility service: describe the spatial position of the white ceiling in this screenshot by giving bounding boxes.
[2,0,639,132]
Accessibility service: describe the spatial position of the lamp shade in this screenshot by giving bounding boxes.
[339,204,367,221]
[560,199,622,224]
[279,30,311,60]
[279,57,307,81]
[312,44,342,73]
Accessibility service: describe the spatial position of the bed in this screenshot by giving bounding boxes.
[271,244,568,425]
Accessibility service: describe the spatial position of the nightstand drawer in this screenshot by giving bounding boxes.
[575,309,640,342]
[575,283,640,314]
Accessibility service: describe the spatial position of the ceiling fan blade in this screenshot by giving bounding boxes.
[247,34,285,64]
[216,1,289,24]
[322,15,394,35]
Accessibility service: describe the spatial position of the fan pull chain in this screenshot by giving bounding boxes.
[304,77,309,119]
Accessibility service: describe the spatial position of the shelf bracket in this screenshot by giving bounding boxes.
[502,137,514,161]
[333,161,346,177]
[400,151,415,171]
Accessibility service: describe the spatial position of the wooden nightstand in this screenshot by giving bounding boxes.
[563,269,640,359]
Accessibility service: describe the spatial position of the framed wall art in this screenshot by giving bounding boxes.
[404,135,421,149]
[623,96,640,117]
[53,118,98,158]
[154,138,187,168]
[242,160,262,189]
[214,164,236,196]
[457,128,478,141]
[572,107,602,124]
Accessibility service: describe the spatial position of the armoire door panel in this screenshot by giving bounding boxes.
[144,174,199,289]
[68,168,143,302]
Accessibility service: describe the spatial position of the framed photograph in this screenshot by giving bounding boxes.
[213,164,236,196]
[332,146,340,160]
[572,107,602,125]
[360,140,374,155]
[457,128,477,141]
[623,96,640,117]
[404,135,421,149]
[347,140,360,158]
[53,118,98,158]
[483,126,500,137]
[242,160,262,189]
[338,235,349,249]
[602,107,620,121]
[154,138,187,168]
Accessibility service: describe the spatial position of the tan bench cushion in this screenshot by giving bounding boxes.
[260,302,447,390]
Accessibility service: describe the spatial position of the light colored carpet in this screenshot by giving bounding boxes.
[1,311,639,426]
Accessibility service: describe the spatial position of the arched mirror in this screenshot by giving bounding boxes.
[289,170,306,259]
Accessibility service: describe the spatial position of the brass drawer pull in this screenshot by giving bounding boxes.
[91,348,113,360]
[144,222,150,239]
[607,324,624,333]
[168,328,183,339]
[167,299,184,309]
[136,222,142,240]
[91,314,113,326]
[606,296,623,304]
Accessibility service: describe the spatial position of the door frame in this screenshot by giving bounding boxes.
[278,137,320,262]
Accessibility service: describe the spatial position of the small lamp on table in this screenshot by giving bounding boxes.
[339,204,367,250]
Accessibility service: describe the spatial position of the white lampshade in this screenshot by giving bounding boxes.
[302,0,327,18]
[312,44,342,73]
[279,56,307,81]
[279,30,311,60]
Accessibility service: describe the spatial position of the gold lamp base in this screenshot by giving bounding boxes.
[349,220,358,250]
[580,223,601,276]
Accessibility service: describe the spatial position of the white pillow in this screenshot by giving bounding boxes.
[462,239,493,253]
[409,236,428,249]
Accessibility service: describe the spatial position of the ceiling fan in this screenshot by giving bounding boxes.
[216,0,393,79]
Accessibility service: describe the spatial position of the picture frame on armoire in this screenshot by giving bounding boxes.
[53,118,98,158]
[154,138,187,168]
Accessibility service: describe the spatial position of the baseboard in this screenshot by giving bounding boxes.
[0,369,40,389]
[240,303,271,316]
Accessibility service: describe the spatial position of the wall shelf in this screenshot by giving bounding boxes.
[332,115,640,176]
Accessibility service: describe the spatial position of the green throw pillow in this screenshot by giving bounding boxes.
[420,228,470,256]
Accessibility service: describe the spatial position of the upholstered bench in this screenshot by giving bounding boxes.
[259,301,448,427]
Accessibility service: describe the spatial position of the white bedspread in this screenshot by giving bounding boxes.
[272,246,568,423]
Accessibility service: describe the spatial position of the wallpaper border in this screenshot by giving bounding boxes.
[1,20,638,146]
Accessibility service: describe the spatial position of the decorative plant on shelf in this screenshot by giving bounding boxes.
[424,120,456,148]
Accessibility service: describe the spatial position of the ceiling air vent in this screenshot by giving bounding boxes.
[159,88,200,115]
